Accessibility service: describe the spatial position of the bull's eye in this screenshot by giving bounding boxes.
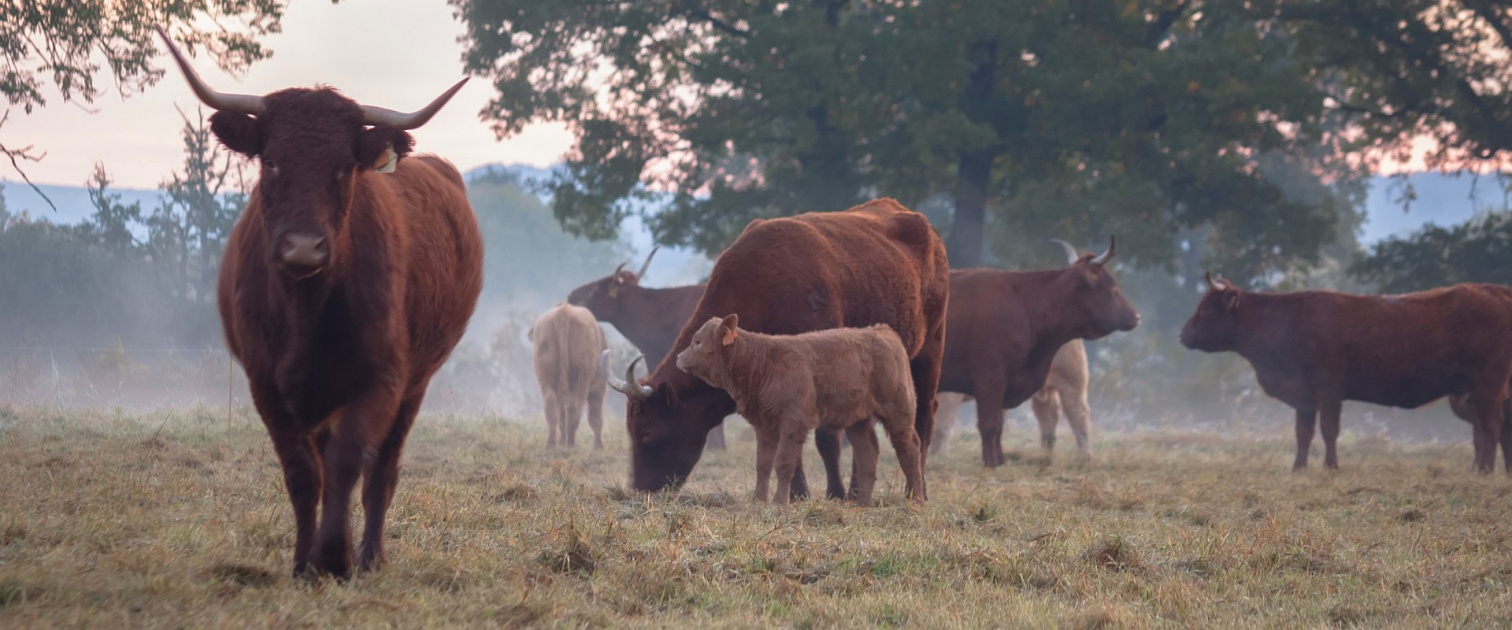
[263,159,279,177]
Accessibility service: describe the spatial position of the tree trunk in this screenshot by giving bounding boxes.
[947,149,993,268]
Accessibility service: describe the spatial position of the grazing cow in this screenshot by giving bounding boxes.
[566,249,727,450]
[675,316,924,505]
[159,30,482,578]
[1180,275,1512,473]
[937,238,1139,467]
[530,304,609,449]
[604,198,949,499]
[932,339,1092,460]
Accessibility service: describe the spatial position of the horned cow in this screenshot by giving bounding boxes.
[531,304,609,449]
[605,198,949,500]
[566,249,726,450]
[675,316,924,505]
[932,339,1092,460]
[1180,275,1512,473]
[160,30,483,578]
[937,239,1139,467]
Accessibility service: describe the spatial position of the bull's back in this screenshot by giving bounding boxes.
[697,199,946,357]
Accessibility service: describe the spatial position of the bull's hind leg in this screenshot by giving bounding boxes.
[1468,388,1505,474]
[976,400,1007,468]
[844,422,880,506]
[543,391,561,448]
[1293,404,1317,470]
[358,394,422,572]
[251,386,323,577]
[1063,388,1092,460]
[564,398,584,448]
[1319,397,1343,470]
[815,428,845,500]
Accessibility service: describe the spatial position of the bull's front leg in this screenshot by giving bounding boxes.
[249,385,323,577]
[1318,397,1343,470]
[314,396,399,579]
[358,395,422,572]
[814,428,845,500]
[1292,404,1317,471]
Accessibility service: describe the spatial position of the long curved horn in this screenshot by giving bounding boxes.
[1049,239,1080,265]
[602,351,653,399]
[359,78,468,130]
[635,246,660,279]
[1090,235,1116,265]
[612,261,628,284]
[154,27,265,115]
[1205,271,1225,291]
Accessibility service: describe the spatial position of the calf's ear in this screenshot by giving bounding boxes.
[720,314,739,346]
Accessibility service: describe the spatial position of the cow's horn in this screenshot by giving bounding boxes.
[1205,271,1225,291]
[360,78,469,130]
[602,351,653,399]
[1049,238,1080,265]
[1090,235,1116,265]
[636,246,660,279]
[155,27,266,116]
[613,261,628,283]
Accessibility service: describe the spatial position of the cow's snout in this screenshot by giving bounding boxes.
[279,233,329,273]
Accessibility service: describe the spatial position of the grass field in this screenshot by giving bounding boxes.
[1,406,1510,628]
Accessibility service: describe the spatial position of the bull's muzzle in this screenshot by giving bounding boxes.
[279,233,329,275]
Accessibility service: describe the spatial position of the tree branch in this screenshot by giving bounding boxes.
[0,110,57,213]
[677,2,751,38]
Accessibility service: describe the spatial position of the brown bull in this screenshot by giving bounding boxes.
[605,198,949,499]
[566,249,726,450]
[160,30,483,578]
[937,238,1139,467]
[676,317,923,505]
[932,339,1092,460]
[531,304,608,449]
[1180,275,1512,473]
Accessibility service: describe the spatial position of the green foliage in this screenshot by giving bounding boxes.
[145,109,247,304]
[1,1,284,113]
[82,164,144,254]
[454,0,1363,278]
[1351,212,1512,293]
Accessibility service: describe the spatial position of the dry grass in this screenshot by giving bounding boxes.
[2,405,1511,628]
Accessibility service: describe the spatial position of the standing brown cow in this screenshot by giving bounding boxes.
[159,30,483,578]
[1180,275,1512,473]
[531,304,608,449]
[566,249,726,450]
[932,339,1092,460]
[604,198,949,499]
[675,316,924,505]
[937,239,1140,467]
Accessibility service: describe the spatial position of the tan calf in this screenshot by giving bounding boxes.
[675,315,923,505]
[531,304,609,449]
[932,340,1092,460]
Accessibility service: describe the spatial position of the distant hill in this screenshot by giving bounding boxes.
[1,182,160,225]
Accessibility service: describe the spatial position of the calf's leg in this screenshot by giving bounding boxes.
[543,391,560,448]
[844,422,880,507]
[753,425,778,503]
[1292,404,1317,471]
[772,423,810,506]
[882,415,926,504]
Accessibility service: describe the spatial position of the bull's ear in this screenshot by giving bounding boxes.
[657,382,678,406]
[720,314,739,346]
[1224,292,1241,312]
[209,111,262,157]
[356,126,415,172]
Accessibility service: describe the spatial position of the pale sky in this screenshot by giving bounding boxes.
[8,0,573,189]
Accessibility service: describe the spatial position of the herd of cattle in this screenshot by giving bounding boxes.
[156,30,1512,579]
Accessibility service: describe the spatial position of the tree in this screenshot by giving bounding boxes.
[1,0,285,207]
[1258,0,1512,168]
[82,163,144,254]
[1351,211,1512,293]
[455,0,1361,278]
[144,108,246,304]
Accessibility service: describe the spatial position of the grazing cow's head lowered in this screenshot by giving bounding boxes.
[1179,273,1243,351]
[568,247,659,319]
[602,353,711,491]
[1050,237,1141,338]
[156,27,465,279]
